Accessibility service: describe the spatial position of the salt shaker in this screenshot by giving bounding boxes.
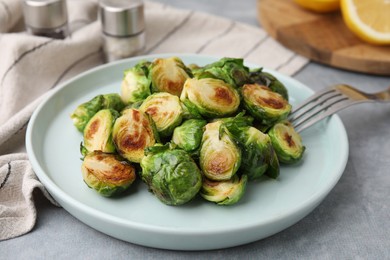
[99,0,146,63]
[22,0,69,39]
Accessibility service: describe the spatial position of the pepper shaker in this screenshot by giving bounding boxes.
[22,0,69,39]
[99,0,146,63]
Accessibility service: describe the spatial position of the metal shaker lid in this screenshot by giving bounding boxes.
[23,0,68,29]
[99,0,145,37]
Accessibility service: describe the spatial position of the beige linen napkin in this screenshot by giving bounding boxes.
[0,0,308,240]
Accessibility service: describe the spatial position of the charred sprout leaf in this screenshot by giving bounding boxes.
[150,57,192,96]
[200,121,241,181]
[171,119,207,152]
[82,109,119,156]
[113,108,157,163]
[71,95,104,132]
[241,83,291,128]
[121,61,151,104]
[139,92,183,137]
[266,146,280,179]
[200,174,247,205]
[249,69,289,101]
[180,78,240,118]
[216,111,254,128]
[71,94,125,132]
[223,122,280,180]
[81,151,136,197]
[140,146,202,205]
[193,57,250,88]
[268,121,305,164]
[102,93,126,112]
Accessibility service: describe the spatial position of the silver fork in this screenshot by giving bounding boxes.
[288,84,390,133]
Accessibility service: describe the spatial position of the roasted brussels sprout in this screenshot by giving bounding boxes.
[102,93,127,111]
[268,121,305,164]
[121,61,151,104]
[180,78,240,118]
[241,83,291,128]
[149,57,192,96]
[171,119,207,152]
[112,108,158,163]
[193,57,250,88]
[82,109,119,156]
[81,151,136,197]
[139,92,183,137]
[200,121,241,181]
[200,174,247,205]
[71,93,125,132]
[223,122,280,180]
[140,144,202,205]
[249,68,289,100]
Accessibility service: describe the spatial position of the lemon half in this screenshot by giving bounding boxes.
[294,0,340,13]
[341,0,390,45]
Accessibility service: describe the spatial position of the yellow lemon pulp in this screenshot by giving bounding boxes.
[294,0,340,13]
[341,0,390,44]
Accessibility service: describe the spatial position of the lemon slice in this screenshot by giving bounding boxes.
[294,0,340,13]
[341,0,390,45]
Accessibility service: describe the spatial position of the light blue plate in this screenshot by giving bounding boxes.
[26,54,349,250]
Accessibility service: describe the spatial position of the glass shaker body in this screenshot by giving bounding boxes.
[100,0,146,62]
[102,31,145,63]
[23,0,69,39]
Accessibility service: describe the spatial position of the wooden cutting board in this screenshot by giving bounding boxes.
[257,0,390,75]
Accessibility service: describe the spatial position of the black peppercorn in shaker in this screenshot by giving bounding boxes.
[22,0,69,39]
[99,0,146,63]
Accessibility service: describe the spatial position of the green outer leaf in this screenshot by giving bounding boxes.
[248,69,289,101]
[193,57,250,88]
[140,148,202,205]
[171,119,207,152]
[121,61,152,104]
[71,95,104,132]
[223,123,279,180]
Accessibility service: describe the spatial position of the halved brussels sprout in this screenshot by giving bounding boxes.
[200,174,247,205]
[82,109,119,156]
[121,61,151,104]
[81,151,136,197]
[149,57,192,96]
[223,122,280,180]
[200,121,241,181]
[241,83,291,128]
[171,119,207,152]
[268,121,305,164]
[139,92,183,137]
[249,69,289,101]
[140,144,202,206]
[180,78,240,118]
[192,57,250,88]
[112,108,157,163]
[71,93,125,132]
[102,93,127,111]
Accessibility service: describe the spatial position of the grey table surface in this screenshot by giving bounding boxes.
[2,0,390,259]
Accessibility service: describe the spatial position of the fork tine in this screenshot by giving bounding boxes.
[290,87,337,115]
[289,87,344,123]
[290,94,348,124]
[294,99,358,133]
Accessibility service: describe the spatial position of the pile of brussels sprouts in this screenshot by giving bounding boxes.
[70,57,305,206]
